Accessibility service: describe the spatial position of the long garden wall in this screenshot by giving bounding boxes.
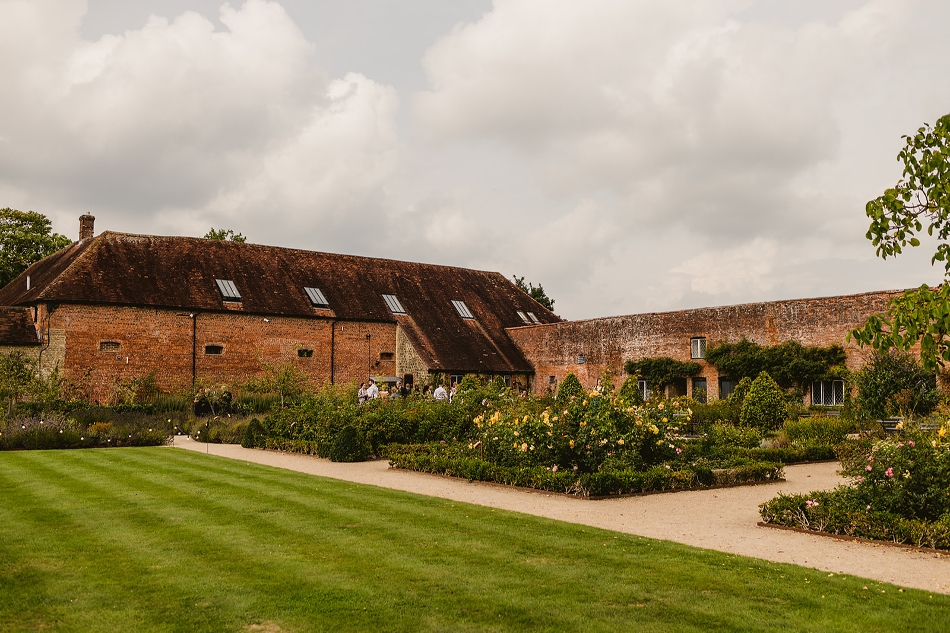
[509,289,904,399]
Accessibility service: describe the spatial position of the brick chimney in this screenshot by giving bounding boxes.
[79,213,95,240]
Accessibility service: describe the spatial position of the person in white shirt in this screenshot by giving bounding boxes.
[365,379,379,400]
[433,384,448,401]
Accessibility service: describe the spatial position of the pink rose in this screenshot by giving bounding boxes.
[885,467,894,478]
[866,465,872,471]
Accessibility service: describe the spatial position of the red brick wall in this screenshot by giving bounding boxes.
[45,303,397,402]
[508,290,904,398]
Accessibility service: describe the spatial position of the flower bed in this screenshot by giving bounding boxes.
[387,443,783,498]
[759,421,950,550]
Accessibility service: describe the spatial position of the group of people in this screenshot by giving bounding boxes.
[357,379,458,404]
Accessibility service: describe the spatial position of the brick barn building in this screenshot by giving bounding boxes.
[0,215,906,406]
[0,217,559,402]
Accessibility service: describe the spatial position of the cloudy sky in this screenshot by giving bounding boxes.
[2,0,949,319]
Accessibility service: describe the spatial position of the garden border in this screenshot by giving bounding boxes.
[389,465,787,500]
[756,521,950,557]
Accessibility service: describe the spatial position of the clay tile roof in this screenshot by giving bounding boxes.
[0,306,40,346]
[0,232,561,373]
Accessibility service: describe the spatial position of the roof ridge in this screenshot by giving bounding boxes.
[99,231,509,277]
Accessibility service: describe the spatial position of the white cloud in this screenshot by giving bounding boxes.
[0,0,401,251]
[2,0,949,320]
[412,0,950,316]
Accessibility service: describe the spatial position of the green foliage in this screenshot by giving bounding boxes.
[241,359,309,408]
[512,275,555,311]
[555,372,585,406]
[0,208,72,288]
[192,417,250,444]
[729,376,753,411]
[623,357,701,392]
[596,368,615,396]
[328,425,369,462]
[851,114,950,370]
[762,422,950,549]
[780,415,855,448]
[0,351,40,416]
[617,375,644,405]
[203,228,246,242]
[702,423,762,451]
[258,384,473,459]
[0,413,171,450]
[192,382,232,416]
[387,444,782,497]
[705,339,846,391]
[850,284,950,372]
[241,417,266,448]
[851,349,938,420]
[739,372,787,431]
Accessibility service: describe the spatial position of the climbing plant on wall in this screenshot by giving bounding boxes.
[704,339,846,391]
[623,357,701,392]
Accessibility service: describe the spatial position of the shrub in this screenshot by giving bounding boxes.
[617,376,644,406]
[555,373,585,406]
[328,425,369,462]
[781,415,855,448]
[729,377,753,411]
[702,422,761,451]
[241,418,266,448]
[740,372,787,431]
[851,350,938,420]
[0,414,170,450]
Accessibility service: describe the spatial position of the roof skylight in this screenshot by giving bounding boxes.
[526,312,541,324]
[516,311,530,324]
[215,279,241,301]
[304,287,329,308]
[382,294,406,314]
[452,300,474,319]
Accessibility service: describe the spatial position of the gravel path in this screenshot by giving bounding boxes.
[172,437,950,594]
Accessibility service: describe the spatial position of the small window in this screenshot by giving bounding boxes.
[637,379,651,400]
[298,348,314,358]
[549,375,556,384]
[812,380,845,406]
[719,378,736,400]
[304,287,329,308]
[690,337,706,359]
[452,300,474,319]
[692,377,707,404]
[215,279,241,301]
[382,294,406,314]
[204,345,223,355]
[99,341,120,352]
[450,374,464,386]
[577,353,586,364]
[527,312,541,324]
[379,351,394,361]
[516,311,530,324]
[503,375,512,387]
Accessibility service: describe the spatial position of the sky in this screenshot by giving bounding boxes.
[1,0,949,320]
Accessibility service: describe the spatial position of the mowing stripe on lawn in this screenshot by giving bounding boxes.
[1,448,946,632]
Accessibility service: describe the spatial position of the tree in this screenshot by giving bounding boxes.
[849,114,950,371]
[739,371,787,430]
[204,228,246,242]
[0,209,72,288]
[512,275,555,311]
[851,349,938,420]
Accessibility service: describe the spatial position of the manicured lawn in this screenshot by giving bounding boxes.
[0,449,945,632]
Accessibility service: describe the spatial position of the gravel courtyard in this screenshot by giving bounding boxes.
[173,436,950,594]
